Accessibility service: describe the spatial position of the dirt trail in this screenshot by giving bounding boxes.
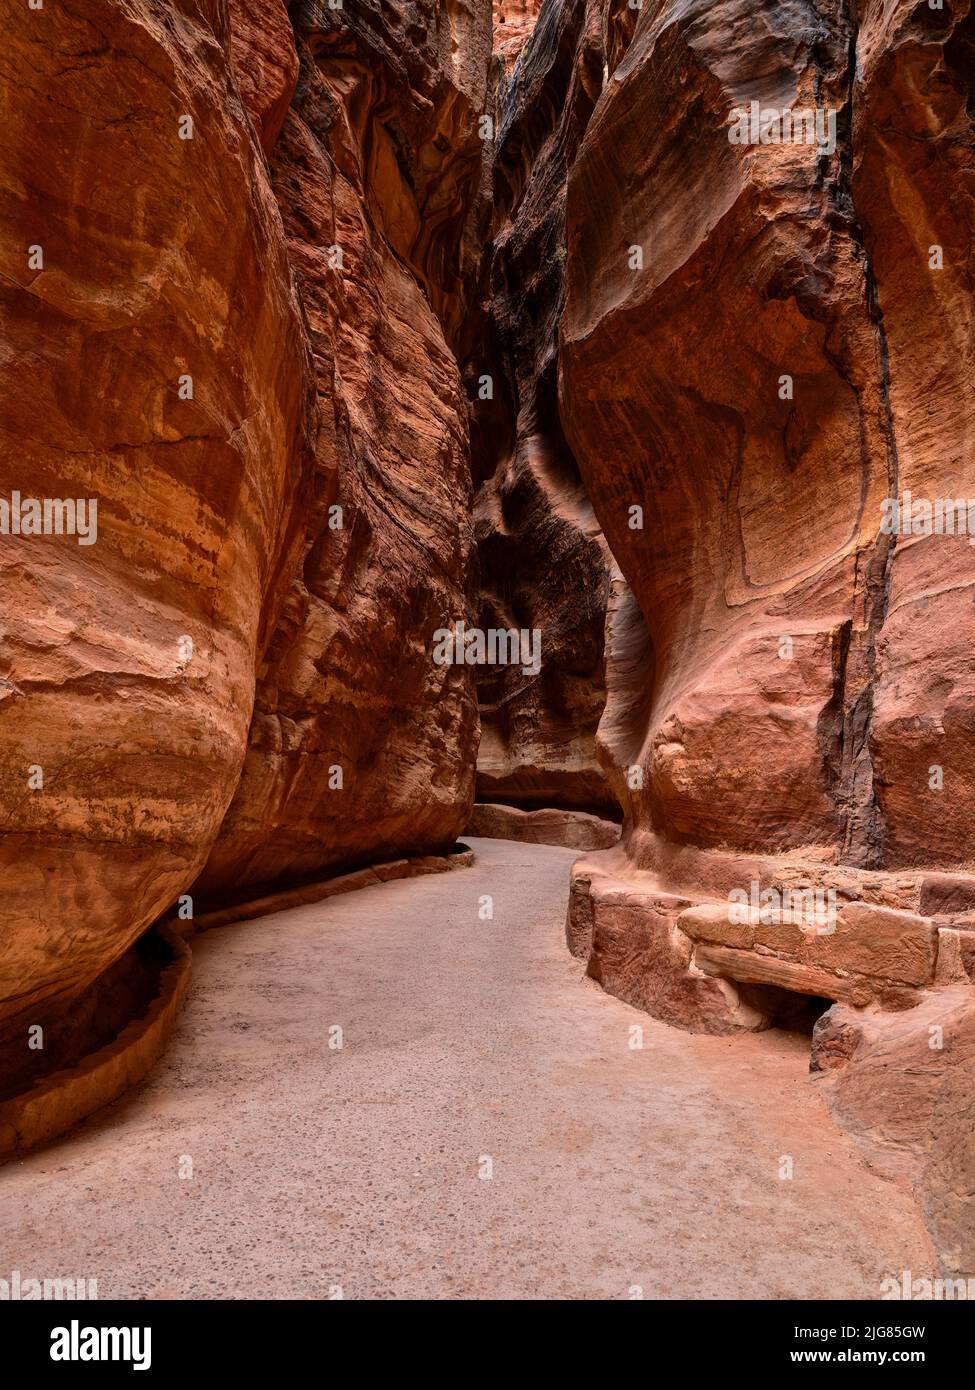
[0,838,932,1299]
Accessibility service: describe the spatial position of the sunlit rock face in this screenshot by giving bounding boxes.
[560,0,975,877]
[469,0,620,818]
[528,0,975,1126]
[492,0,544,64]
[0,0,489,1035]
[3,0,973,1166]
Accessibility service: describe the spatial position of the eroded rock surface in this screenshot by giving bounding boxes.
[0,0,489,1038]
[2,0,973,1271]
[0,0,315,1037]
[544,0,975,1260]
[534,0,975,1028]
[560,0,975,876]
[812,989,975,1275]
[198,0,490,896]
[467,801,620,848]
[493,0,543,66]
[468,0,619,818]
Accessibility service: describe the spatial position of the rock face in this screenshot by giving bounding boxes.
[559,0,975,870]
[0,0,488,1040]
[0,0,315,1038]
[468,0,619,817]
[197,0,489,895]
[493,0,543,66]
[543,0,975,1261]
[2,0,973,1261]
[467,801,620,849]
[533,0,975,1025]
[812,989,975,1275]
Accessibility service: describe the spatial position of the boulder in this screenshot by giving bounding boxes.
[467,801,621,848]
[813,988,975,1275]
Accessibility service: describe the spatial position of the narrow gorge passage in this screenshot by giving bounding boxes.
[0,840,931,1300]
[2,0,973,1339]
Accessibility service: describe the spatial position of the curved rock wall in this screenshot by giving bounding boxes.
[3,5,974,1262]
[0,0,489,1037]
[560,0,975,879]
[550,0,975,1265]
[855,0,975,868]
[197,0,489,894]
[468,0,619,816]
[0,0,315,1037]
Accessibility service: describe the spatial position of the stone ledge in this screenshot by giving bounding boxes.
[692,943,877,1009]
[567,852,965,1030]
[565,862,779,1034]
[679,901,939,992]
[188,845,475,933]
[0,925,191,1164]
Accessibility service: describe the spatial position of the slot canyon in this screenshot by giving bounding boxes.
[0,0,973,1310]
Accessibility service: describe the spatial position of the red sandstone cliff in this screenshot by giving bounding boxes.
[562,0,975,878]
[552,0,975,1269]
[0,0,311,1037]
[197,0,490,895]
[0,0,489,1036]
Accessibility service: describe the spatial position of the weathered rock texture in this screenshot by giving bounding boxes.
[533,0,975,1027]
[493,0,543,66]
[468,0,619,817]
[197,0,490,895]
[541,0,975,1264]
[2,0,973,1260]
[467,801,620,848]
[562,0,975,875]
[0,0,313,1039]
[812,988,975,1275]
[0,0,489,1042]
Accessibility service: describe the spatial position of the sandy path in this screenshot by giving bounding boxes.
[0,838,932,1299]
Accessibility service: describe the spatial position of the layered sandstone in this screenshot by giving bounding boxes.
[0,0,489,1042]
[492,0,544,66]
[812,988,975,1274]
[545,0,975,1263]
[197,0,490,896]
[0,0,315,1038]
[552,0,975,1012]
[467,801,620,848]
[1,0,972,1263]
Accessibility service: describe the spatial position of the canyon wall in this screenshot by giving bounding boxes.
[197,0,490,895]
[493,0,544,65]
[467,0,618,816]
[547,0,975,1268]
[557,0,975,1011]
[2,0,972,1252]
[0,0,488,1038]
[561,0,975,881]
